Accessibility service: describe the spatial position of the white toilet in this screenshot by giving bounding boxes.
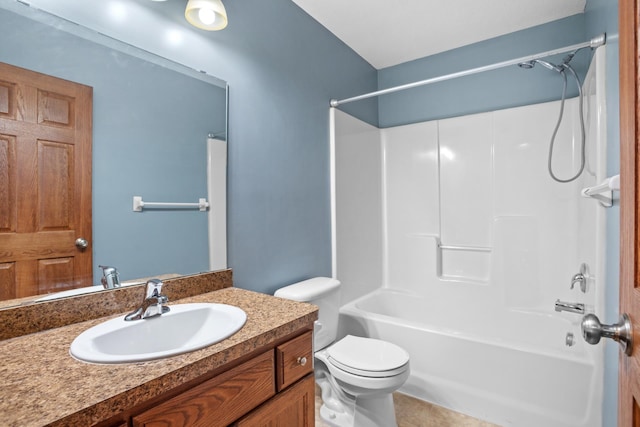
[274,277,410,427]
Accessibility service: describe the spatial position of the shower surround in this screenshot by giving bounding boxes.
[331,48,607,427]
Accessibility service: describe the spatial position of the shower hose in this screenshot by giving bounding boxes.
[547,63,586,183]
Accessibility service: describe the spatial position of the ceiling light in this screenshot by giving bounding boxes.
[185,0,227,31]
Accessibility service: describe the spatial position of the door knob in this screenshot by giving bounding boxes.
[75,237,89,249]
[581,313,633,356]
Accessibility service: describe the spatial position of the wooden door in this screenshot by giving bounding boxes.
[619,0,640,425]
[0,62,92,300]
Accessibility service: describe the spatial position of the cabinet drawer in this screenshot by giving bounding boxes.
[276,331,313,391]
[132,351,275,427]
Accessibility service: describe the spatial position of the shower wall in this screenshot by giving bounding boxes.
[336,97,603,307]
[332,112,384,305]
[386,99,584,304]
[334,48,607,317]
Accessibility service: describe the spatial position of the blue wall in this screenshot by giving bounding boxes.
[0,9,226,281]
[211,1,378,293]
[0,0,378,292]
[377,14,589,127]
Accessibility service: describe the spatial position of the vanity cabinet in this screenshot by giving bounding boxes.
[129,331,313,427]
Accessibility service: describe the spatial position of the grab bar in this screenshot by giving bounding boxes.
[132,196,209,212]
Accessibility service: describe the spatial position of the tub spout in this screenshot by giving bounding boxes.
[554,299,585,314]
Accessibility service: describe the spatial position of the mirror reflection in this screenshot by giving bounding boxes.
[0,4,227,306]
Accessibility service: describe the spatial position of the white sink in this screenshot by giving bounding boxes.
[70,303,247,364]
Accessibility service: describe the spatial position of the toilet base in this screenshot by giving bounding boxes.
[320,402,352,427]
[317,368,355,426]
[353,393,398,427]
[319,391,398,427]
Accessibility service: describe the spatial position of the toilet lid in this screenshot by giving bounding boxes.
[326,335,409,377]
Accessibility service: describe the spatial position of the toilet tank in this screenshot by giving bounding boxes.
[274,277,341,351]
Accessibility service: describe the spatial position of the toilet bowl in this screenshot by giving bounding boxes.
[315,335,410,427]
[274,278,410,427]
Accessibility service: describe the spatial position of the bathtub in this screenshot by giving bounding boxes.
[338,288,602,427]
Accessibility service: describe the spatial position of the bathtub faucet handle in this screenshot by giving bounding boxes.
[570,263,588,293]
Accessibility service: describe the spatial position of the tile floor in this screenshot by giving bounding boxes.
[314,387,500,427]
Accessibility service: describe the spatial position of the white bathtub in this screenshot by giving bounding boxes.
[338,288,602,427]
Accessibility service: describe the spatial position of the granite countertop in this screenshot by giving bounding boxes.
[0,287,318,427]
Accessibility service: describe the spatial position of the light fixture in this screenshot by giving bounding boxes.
[185,0,228,31]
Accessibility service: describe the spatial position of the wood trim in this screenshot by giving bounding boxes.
[619,0,639,425]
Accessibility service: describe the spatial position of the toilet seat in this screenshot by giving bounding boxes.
[326,335,409,378]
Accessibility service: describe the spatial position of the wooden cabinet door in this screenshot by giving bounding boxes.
[132,351,275,427]
[233,374,315,427]
[0,62,92,299]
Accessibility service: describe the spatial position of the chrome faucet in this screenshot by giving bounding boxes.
[124,279,170,321]
[554,299,585,314]
[570,263,588,293]
[99,265,121,289]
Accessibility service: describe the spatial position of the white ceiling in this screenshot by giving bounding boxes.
[291,0,587,69]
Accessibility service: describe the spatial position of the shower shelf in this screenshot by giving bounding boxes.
[132,196,210,212]
[581,174,619,207]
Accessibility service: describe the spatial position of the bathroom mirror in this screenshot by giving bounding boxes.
[0,2,227,307]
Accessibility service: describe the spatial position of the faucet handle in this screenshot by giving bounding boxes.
[144,279,169,310]
[125,279,169,321]
[570,263,588,293]
[99,265,121,289]
[570,273,584,289]
[144,278,164,298]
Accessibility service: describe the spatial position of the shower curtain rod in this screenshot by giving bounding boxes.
[329,33,606,107]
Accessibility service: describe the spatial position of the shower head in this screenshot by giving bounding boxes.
[517,59,563,73]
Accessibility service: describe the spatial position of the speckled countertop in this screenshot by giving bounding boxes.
[0,287,318,427]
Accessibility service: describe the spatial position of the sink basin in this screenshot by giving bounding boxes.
[70,303,247,363]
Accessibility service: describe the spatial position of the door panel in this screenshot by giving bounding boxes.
[0,133,16,232]
[0,62,92,299]
[38,140,74,230]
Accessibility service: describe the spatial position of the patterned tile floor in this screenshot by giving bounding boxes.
[314,387,501,427]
